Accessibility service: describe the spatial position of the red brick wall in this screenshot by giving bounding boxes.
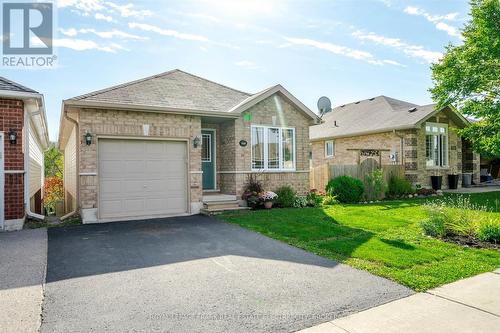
[0,98,25,220]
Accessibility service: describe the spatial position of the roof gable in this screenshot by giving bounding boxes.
[67,69,251,113]
[310,96,441,140]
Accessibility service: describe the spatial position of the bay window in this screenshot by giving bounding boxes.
[251,125,296,171]
[425,123,448,167]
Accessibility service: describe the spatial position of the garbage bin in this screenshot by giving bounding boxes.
[462,173,472,188]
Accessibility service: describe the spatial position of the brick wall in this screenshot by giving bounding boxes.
[310,109,478,189]
[0,98,25,220]
[77,108,202,213]
[231,93,313,196]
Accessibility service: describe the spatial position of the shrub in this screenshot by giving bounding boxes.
[292,196,308,208]
[478,219,500,243]
[44,176,63,214]
[421,196,499,244]
[275,185,297,208]
[386,176,414,197]
[322,195,338,206]
[364,169,386,200]
[306,190,323,207]
[421,218,447,238]
[326,176,364,203]
[244,174,263,193]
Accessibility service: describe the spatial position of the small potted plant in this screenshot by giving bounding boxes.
[430,170,442,190]
[260,191,278,209]
[447,167,459,190]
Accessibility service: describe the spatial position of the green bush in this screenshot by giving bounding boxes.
[322,195,338,206]
[292,196,307,208]
[364,169,386,200]
[386,176,414,197]
[326,176,364,203]
[478,219,500,243]
[306,190,323,207]
[275,185,297,208]
[420,218,447,238]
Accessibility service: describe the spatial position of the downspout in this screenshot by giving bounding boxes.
[60,109,79,221]
[393,130,405,166]
[24,107,45,221]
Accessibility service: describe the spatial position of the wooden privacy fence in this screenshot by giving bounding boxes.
[310,163,405,191]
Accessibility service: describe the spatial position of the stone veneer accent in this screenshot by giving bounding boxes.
[311,110,480,189]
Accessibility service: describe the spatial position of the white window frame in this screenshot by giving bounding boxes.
[251,125,296,171]
[201,133,211,163]
[325,140,335,158]
[425,122,449,168]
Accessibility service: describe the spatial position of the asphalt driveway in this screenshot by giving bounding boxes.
[41,215,412,333]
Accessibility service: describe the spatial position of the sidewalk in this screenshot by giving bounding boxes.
[298,270,500,333]
[0,229,47,333]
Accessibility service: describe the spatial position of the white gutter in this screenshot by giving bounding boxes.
[24,106,45,221]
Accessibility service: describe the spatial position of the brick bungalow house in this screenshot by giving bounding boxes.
[0,77,49,231]
[310,96,480,189]
[58,69,319,223]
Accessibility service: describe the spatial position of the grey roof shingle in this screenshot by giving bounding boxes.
[0,77,38,93]
[68,69,252,113]
[310,95,437,140]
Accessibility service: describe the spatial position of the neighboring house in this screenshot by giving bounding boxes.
[310,96,480,189]
[0,77,49,231]
[58,69,318,223]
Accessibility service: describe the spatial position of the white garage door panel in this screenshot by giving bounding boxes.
[99,139,188,219]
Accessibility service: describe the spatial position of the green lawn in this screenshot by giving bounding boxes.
[219,192,500,291]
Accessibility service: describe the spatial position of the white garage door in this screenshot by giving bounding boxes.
[98,139,188,220]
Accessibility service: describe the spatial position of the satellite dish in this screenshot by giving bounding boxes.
[317,96,332,117]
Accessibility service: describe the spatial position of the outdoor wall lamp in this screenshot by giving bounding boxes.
[84,131,93,146]
[193,136,201,148]
[8,128,17,144]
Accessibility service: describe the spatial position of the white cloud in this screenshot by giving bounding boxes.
[404,6,461,37]
[128,22,210,42]
[284,37,401,66]
[235,60,261,70]
[352,30,442,63]
[105,2,152,18]
[51,38,126,53]
[56,1,152,20]
[60,27,146,40]
[95,12,113,22]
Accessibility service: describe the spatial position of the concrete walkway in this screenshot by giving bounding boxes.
[297,270,500,333]
[443,185,500,194]
[0,229,47,333]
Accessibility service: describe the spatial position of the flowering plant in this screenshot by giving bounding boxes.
[260,191,278,202]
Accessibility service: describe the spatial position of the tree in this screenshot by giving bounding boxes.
[45,143,63,179]
[430,0,500,157]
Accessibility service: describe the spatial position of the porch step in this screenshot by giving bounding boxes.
[203,200,240,210]
[200,206,250,216]
[203,194,237,202]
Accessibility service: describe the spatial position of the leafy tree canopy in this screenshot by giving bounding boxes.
[45,143,63,179]
[430,0,500,157]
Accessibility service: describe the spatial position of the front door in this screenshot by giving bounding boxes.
[202,130,215,190]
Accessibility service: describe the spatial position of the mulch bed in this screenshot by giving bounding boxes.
[445,235,499,250]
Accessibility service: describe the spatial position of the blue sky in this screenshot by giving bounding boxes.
[3,0,470,141]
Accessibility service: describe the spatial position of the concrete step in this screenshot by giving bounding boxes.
[203,194,237,202]
[203,200,240,210]
[200,207,250,216]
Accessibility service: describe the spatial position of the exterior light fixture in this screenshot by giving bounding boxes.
[84,131,93,146]
[8,129,17,144]
[193,136,201,148]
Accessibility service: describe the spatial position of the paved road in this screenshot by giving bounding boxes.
[41,215,412,333]
[0,228,47,333]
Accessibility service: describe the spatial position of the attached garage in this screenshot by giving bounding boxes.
[98,139,188,220]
